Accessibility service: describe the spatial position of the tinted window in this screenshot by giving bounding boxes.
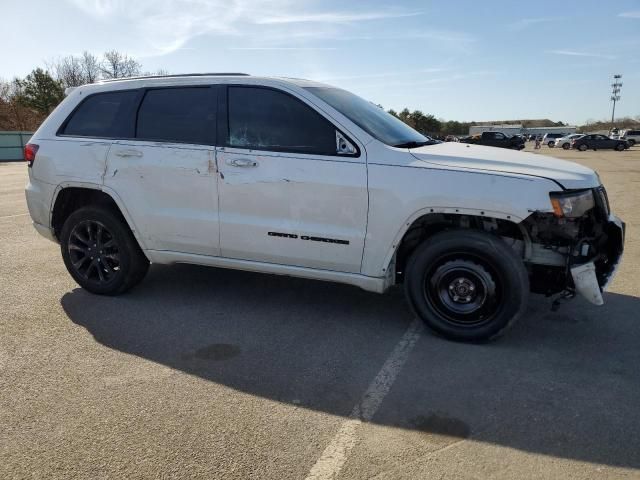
[228,87,336,155]
[137,88,214,144]
[62,90,137,138]
[305,86,427,147]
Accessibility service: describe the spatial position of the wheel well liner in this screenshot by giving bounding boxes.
[51,187,126,240]
[394,213,523,282]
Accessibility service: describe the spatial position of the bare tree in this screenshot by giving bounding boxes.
[141,69,171,77]
[81,51,101,83]
[101,50,141,79]
[47,51,102,87]
[48,56,85,88]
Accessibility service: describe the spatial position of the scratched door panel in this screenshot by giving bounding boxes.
[216,147,367,273]
[104,141,219,256]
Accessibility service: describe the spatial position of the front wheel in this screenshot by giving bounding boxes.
[60,206,149,295]
[404,230,529,342]
[578,144,588,151]
[562,142,570,150]
[615,143,625,151]
[548,141,555,148]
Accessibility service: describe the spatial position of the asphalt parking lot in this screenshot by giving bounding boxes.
[2,144,640,479]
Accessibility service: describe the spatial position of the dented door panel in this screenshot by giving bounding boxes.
[104,140,219,256]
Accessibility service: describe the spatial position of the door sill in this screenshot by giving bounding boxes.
[145,250,386,293]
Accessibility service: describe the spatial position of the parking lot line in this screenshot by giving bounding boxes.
[0,213,29,219]
[305,319,424,480]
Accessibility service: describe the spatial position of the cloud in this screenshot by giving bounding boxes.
[508,17,561,30]
[256,10,424,25]
[228,47,338,50]
[618,11,640,18]
[65,1,427,56]
[546,50,616,60]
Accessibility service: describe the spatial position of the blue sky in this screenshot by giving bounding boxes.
[3,0,639,124]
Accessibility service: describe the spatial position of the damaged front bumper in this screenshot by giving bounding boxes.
[570,214,625,305]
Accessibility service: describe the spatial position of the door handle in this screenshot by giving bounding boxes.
[114,149,143,158]
[227,158,258,168]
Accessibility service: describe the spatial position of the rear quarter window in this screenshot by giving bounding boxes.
[61,90,138,138]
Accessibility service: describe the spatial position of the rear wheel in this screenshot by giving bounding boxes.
[548,141,555,148]
[562,142,570,150]
[615,143,625,151]
[578,144,588,151]
[60,206,149,295]
[404,230,529,342]
[628,139,636,146]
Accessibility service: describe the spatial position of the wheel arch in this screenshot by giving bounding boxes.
[384,209,526,285]
[50,183,147,250]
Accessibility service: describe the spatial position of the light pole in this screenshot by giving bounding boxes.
[611,74,622,126]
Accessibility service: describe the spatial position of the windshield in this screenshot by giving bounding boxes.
[304,86,428,147]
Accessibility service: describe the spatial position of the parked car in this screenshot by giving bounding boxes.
[572,134,629,151]
[460,131,525,150]
[620,129,640,147]
[25,73,624,342]
[555,134,585,150]
[542,133,567,148]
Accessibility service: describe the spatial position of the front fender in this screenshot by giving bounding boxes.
[360,163,558,278]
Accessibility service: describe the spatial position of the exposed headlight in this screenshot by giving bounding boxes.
[549,190,595,218]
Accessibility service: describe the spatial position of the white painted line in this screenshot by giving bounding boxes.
[305,318,424,480]
[0,213,29,219]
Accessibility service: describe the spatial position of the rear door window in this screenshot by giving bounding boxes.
[61,90,138,138]
[227,86,336,155]
[136,87,215,145]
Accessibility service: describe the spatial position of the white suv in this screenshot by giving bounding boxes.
[620,130,640,147]
[541,133,567,148]
[555,134,585,150]
[25,74,624,342]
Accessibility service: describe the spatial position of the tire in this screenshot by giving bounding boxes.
[404,230,529,342]
[562,142,570,150]
[615,143,625,151]
[628,139,636,147]
[548,141,555,148]
[578,144,588,151]
[60,206,149,295]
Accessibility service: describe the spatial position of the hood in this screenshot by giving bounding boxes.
[409,142,599,190]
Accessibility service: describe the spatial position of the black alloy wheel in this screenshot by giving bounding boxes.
[67,220,120,286]
[60,206,149,295]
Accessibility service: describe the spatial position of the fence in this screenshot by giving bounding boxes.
[0,131,33,161]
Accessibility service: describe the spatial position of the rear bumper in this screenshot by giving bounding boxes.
[32,221,57,243]
[25,178,57,243]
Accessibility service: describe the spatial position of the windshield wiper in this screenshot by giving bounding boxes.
[393,140,432,148]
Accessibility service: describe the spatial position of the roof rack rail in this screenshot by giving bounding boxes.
[98,73,250,83]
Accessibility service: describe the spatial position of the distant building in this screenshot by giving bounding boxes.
[469,124,577,136]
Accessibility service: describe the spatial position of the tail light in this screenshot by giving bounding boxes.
[24,143,39,167]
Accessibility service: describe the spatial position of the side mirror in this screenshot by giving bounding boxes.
[336,131,356,155]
